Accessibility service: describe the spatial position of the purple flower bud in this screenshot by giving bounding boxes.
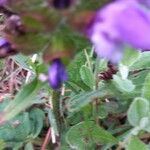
[5,15,25,35]
[48,59,68,89]
[0,37,9,47]
[52,0,71,9]
[0,37,17,58]
[87,0,150,63]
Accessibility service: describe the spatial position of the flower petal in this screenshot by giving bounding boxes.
[116,6,150,49]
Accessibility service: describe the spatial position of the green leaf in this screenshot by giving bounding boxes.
[2,79,43,122]
[24,142,34,150]
[142,73,150,100]
[0,112,31,141]
[112,75,135,93]
[96,59,108,72]
[66,121,118,150]
[0,96,11,112]
[97,105,108,119]
[80,65,95,89]
[121,48,140,66]
[0,140,6,150]
[0,108,44,143]
[12,142,23,150]
[66,81,83,93]
[130,51,150,70]
[127,137,149,150]
[130,70,150,96]
[127,97,149,127]
[67,51,90,91]
[68,89,112,113]
[67,111,84,125]
[29,108,45,138]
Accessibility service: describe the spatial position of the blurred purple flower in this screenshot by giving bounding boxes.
[52,0,71,9]
[5,15,25,35]
[0,0,8,6]
[87,0,150,63]
[136,0,150,8]
[48,58,68,89]
[0,37,17,58]
[0,37,9,47]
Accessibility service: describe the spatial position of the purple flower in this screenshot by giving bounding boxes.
[0,37,9,47]
[52,0,71,9]
[136,0,150,8]
[0,37,17,58]
[87,0,150,63]
[48,59,68,89]
[0,0,8,6]
[5,15,25,35]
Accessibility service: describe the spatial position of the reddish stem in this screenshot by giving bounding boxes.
[41,127,51,150]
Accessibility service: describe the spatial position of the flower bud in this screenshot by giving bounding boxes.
[48,58,68,89]
[52,0,72,9]
[5,15,25,35]
[0,37,17,58]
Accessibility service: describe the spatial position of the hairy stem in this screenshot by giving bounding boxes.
[52,90,62,135]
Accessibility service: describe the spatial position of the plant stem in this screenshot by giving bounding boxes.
[52,90,62,135]
[41,127,51,150]
[93,58,101,125]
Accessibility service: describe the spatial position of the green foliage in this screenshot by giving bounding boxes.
[0,107,44,149]
[142,73,150,100]
[3,79,43,122]
[29,108,45,138]
[80,65,95,89]
[112,75,135,93]
[0,113,32,141]
[66,121,118,150]
[127,97,149,127]
[67,51,90,91]
[130,51,150,70]
[0,140,6,150]
[68,89,112,113]
[65,49,150,149]
[24,142,34,150]
[121,48,140,66]
[1,43,150,150]
[127,137,149,150]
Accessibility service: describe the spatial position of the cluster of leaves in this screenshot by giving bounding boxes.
[0,48,150,149]
[63,48,150,150]
[0,96,45,149]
